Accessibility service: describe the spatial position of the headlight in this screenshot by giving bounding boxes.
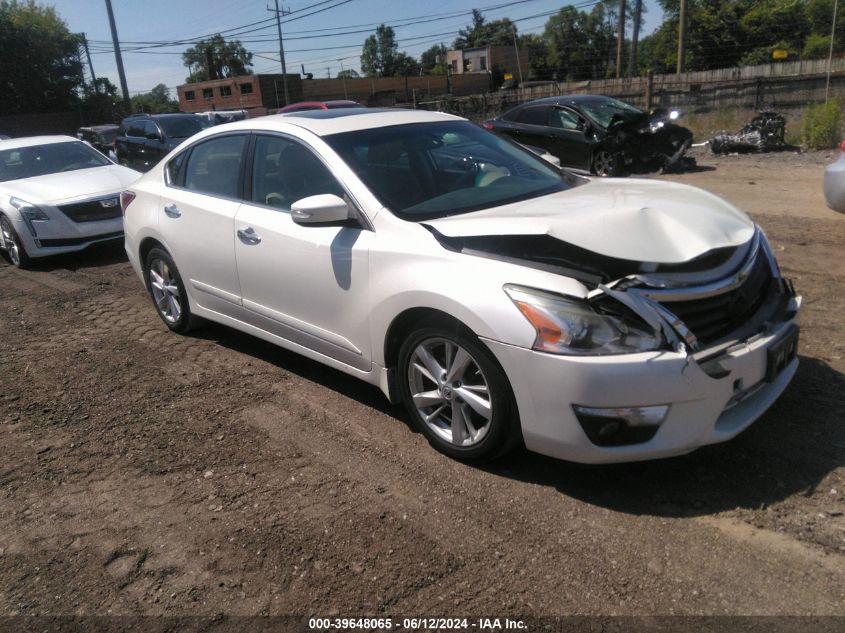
[10,197,50,221]
[504,284,663,355]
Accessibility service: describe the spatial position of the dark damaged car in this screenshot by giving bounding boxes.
[484,95,694,176]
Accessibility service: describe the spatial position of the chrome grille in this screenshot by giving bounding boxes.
[57,196,121,223]
[657,253,772,345]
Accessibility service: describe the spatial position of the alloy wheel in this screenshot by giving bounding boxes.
[149,257,182,324]
[593,151,616,177]
[0,217,20,266]
[407,337,493,447]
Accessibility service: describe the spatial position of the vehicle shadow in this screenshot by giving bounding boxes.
[9,241,128,271]
[189,319,843,518]
[191,321,405,422]
[487,355,844,518]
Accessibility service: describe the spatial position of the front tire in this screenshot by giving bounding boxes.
[591,149,619,177]
[398,324,521,462]
[0,215,31,268]
[144,247,197,333]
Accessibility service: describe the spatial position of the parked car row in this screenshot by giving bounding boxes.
[0,100,812,466]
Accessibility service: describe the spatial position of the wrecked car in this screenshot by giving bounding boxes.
[710,111,787,154]
[123,109,800,464]
[484,95,694,176]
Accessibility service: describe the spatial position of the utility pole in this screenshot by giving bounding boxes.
[677,0,688,75]
[826,0,839,101]
[80,34,98,90]
[616,0,626,78]
[339,60,349,99]
[104,0,130,110]
[628,0,642,77]
[268,0,290,106]
[511,27,523,85]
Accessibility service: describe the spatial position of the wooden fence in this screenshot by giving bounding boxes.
[416,58,845,121]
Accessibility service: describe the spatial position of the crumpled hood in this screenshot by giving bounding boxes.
[423,178,754,264]
[1,164,140,204]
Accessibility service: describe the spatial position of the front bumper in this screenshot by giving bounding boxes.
[10,212,123,259]
[485,312,800,464]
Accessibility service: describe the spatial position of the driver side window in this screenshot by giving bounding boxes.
[143,121,160,139]
[550,109,583,131]
[251,135,344,209]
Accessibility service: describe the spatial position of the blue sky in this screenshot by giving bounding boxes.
[49,0,662,97]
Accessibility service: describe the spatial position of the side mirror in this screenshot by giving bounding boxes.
[291,194,351,226]
[146,131,160,141]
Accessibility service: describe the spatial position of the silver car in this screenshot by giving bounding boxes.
[824,141,845,213]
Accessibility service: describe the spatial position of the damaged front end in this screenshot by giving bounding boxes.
[603,108,695,175]
[430,225,799,362]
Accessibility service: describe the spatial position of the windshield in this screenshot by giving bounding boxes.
[324,121,571,220]
[159,116,204,139]
[0,141,111,182]
[579,98,643,129]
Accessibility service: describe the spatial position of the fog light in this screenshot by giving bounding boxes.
[573,405,669,447]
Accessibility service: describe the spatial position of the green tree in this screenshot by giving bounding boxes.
[361,24,419,76]
[130,83,179,114]
[183,34,253,83]
[0,0,84,115]
[544,5,615,81]
[336,68,359,79]
[420,43,448,75]
[518,33,553,80]
[81,77,122,123]
[453,9,516,48]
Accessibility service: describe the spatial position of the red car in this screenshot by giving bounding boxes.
[278,100,362,113]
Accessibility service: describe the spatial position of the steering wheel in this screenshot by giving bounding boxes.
[474,164,510,187]
[265,192,287,208]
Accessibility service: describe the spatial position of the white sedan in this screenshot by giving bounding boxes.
[0,135,139,267]
[122,109,801,464]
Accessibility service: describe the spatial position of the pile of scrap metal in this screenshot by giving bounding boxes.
[710,111,787,154]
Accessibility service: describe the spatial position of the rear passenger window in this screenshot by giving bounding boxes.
[517,107,551,126]
[166,150,188,186]
[250,135,343,209]
[183,135,247,199]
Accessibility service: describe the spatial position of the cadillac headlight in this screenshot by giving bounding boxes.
[504,284,663,355]
[10,197,50,221]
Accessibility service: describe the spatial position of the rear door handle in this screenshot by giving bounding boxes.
[237,227,261,245]
[164,204,181,218]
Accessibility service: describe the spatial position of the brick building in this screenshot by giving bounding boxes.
[176,74,303,116]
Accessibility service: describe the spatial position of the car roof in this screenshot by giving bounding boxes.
[123,112,200,122]
[0,135,79,150]
[222,108,464,137]
[79,124,119,132]
[518,94,617,107]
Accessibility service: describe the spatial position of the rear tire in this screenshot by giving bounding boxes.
[0,215,32,269]
[398,323,521,462]
[143,247,198,333]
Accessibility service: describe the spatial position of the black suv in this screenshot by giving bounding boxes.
[115,113,208,172]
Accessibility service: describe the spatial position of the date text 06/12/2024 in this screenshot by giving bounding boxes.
[308,617,528,630]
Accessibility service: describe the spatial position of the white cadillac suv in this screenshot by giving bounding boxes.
[122,109,801,464]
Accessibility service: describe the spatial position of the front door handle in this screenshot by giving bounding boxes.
[237,227,261,245]
[164,203,181,218]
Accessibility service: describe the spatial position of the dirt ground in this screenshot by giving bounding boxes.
[1,148,844,622]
